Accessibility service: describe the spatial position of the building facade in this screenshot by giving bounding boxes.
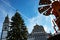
[1,15,10,40]
[1,15,51,40]
[28,24,51,40]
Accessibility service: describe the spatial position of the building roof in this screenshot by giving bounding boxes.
[32,24,45,34]
[4,15,9,23]
[28,24,52,40]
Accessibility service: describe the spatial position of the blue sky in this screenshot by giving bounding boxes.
[0,0,56,36]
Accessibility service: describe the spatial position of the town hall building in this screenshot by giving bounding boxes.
[1,15,10,40]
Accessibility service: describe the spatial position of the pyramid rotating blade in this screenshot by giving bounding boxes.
[38,6,50,13]
[43,8,52,16]
[39,4,51,7]
[39,0,52,5]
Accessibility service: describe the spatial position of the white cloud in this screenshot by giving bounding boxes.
[0,8,7,16]
[44,25,50,33]
[1,0,30,20]
[0,0,56,34]
[1,0,16,10]
[26,13,51,33]
[49,15,56,28]
[26,12,56,33]
[26,14,43,33]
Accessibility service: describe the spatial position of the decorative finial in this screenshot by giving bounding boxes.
[7,14,8,17]
[16,9,18,12]
[36,23,38,25]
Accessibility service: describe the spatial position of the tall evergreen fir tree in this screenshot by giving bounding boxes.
[7,11,28,40]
